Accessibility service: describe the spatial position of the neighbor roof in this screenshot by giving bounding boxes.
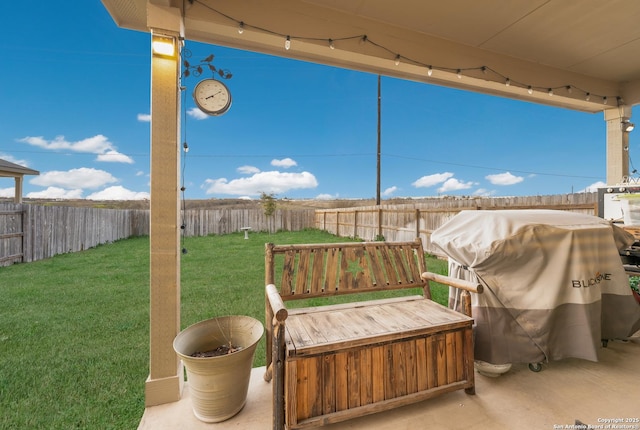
[0,158,40,177]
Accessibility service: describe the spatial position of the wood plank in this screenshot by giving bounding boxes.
[310,247,326,294]
[445,331,456,384]
[295,249,311,295]
[436,333,447,387]
[455,330,464,382]
[359,348,373,406]
[405,340,418,395]
[324,246,339,292]
[296,359,310,420]
[281,250,296,296]
[286,358,298,427]
[392,342,407,398]
[347,349,361,409]
[415,337,428,391]
[335,352,348,412]
[322,354,336,415]
[309,356,323,418]
[426,335,436,389]
[371,345,385,403]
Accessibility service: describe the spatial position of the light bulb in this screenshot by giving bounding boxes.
[238,22,244,34]
[457,69,462,79]
[548,88,553,96]
[285,36,291,50]
[566,85,572,94]
[394,55,400,66]
[329,39,335,49]
[505,78,510,87]
[527,86,533,94]
[183,142,189,153]
[427,66,433,77]
[586,92,591,101]
[603,96,608,105]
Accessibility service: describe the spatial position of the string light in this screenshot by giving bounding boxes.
[190,0,623,105]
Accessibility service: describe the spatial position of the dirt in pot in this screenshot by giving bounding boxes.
[190,344,244,357]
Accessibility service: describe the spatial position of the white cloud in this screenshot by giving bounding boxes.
[412,172,454,188]
[271,158,297,168]
[96,150,134,164]
[473,188,496,197]
[137,113,151,122]
[485,172,524,185]
[316,193,339,200]
[26,187,83,199]
[580,181,607,192]
[237,165,260,174]
[437,178,476,193]
[0,187,14,197]
[187,107,209,120]
[136,170,145,176]
[18,134,131,164]
[86,186,149,200]
[30,167,118,190]
[382,186,398,197]
[203,171,318,196]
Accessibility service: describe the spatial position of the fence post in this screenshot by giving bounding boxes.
[415,209,420,239]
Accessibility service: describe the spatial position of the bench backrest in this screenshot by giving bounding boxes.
[265,238,428,301]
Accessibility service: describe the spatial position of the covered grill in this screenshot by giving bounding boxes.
[431,209,640,366]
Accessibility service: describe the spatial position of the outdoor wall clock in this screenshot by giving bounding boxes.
[193,78,232,116]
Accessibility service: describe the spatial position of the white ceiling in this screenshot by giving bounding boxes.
[102,0,640,114]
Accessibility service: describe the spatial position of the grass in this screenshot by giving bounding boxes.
[0,229,448,429]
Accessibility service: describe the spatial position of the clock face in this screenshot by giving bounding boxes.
[193,79,232,116]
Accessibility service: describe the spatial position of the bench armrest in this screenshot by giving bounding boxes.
[421,271,483,294]
[266,284,288,323]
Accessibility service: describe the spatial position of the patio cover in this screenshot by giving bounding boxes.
[431,209,640,365]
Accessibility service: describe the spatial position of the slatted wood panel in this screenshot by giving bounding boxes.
[269,240,427,300]
[286,324,474,428]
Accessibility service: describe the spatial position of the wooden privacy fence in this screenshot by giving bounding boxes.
[1,193,598,266]
[314,193,598,256]
[0,203,149,267]
[0,203,315,267]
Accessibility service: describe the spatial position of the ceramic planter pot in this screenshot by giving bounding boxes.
[173,315,264,423]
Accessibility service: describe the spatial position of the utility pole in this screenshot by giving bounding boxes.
[376,75,381,206]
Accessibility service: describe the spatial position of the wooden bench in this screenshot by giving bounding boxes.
[264,238,483,430]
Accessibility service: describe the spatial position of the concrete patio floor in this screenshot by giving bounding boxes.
[139,334,640,430]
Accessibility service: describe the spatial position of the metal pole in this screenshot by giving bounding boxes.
[376,75,381,206]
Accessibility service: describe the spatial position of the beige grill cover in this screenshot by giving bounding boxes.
[431,209,640,365]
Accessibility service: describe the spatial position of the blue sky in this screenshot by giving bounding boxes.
[1,2,637,201]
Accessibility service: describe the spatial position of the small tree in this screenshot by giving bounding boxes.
[260,192,277,233]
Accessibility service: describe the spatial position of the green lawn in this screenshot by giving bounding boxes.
[0,229,448,429]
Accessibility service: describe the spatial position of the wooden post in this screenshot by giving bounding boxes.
[415,209,420,239]
[145,3,184,407]
[354,210,358,239]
